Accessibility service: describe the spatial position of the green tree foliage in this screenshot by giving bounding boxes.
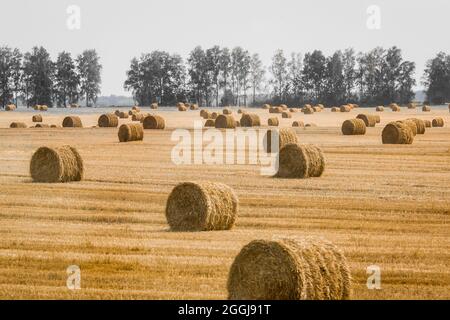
[55,51,79,107]
[423,52,450,104]
[77,49,102,107]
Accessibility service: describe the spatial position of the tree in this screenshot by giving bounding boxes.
[54,51,79,107]
[287,52,303,103]
[77,49,102,107]
[423,52,450,104]
[0,47,22,108]
[342,48,356,101]
[324,51,346,106]
[249,53,265,104]
[188,46,210,106]
[205,46,221,107]
[219,48,231,106]
[302,50,326,102]
[398,61,416,104]
[270,49,288,103]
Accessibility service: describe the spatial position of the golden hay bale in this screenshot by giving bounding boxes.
[289,108,298,113]
[114,110,121,116]
[223,108,232,115]
[237,109,243,114]
[190,104,199,110]
[269,106,283,114]
[165,181,238,231]
[39,105,48,111]
[178,105,187,111]
[292,120,304,127]
[132,113,145,122]
[201,111,211,119]
[128,109,138,116]
[313,106,322,112]
[118,123,144,142]
[235,120,240,127]
[5,104,16,111]
[376,106,384,112]
[397,119,417,136]
[282,111,292,118]
[143,115,165,129]
[227,237,351,300]
[356,114,377,127]
[211,112,218,119]
[262,104,271,109]
[215,114,236,129]
[406,118,426,134]
[276,143,325,178]
[62,116,83,128]
[176,102,185,108]
[118,111,129,119]
[432,117,444,127]
[10,122,27,128]
[200,109,208,117]
[305,123,317,127]
[280,104,288,110]
[33,105,40,110]
[50,124,62,128]
[98,114,119,127]
[424,120,431,128]
[317,104,325,109]
[70,104,79,108]
[331,107,339,112]
[30,145,84,183]
[407,103,416,109]
[204,119,215,127]
[32,114,43,123]
[340,105,351,112]
[240,113,261,127]
[132,106,141,112]
[341,119,366,135]
[390,105,401,112]
[264,128,298,153]
[422,105,431,112]
[303,107,314,114]
[268,117,279,126]
[382,121,414,144]
[150,103,158,109]
[374,115,381,123]
[34,124,50,128]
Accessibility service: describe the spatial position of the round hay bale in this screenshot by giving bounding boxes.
[331,107,339,112]
[190,104,199,110]
[5,104,16,111]
[391,105,401,112]
[305,123,317,127]
[32,114,43,123]
[50,124,62,128]
[289,108,298,113]
[62,116,82,128]
[223,108,232,115]
[200,109,208,118]
[34,124,50,128]
[397,119,418,136]
[98,114,119,127]
[201,111,211,119]
[340,105,351,112]
[132,106,141,112]
[424,120,432,128]
[143,115,165,129]
[264,128,298,153]
[376,106,384,112]
[30,145,84,183]
[407,103,416,109]
[292,120,304,127]
[235,120,240,127]
[132,113,145,122]
[382,121,414,144]
[341,119,366,135]
[240,113,261,127]
[269,106,283,114]
[39,105,48,111]
[356,114,377,127]
[406,118,426,134]
[10,122,27,128]
[303,107,314,114]
[178,105,187,111]
[374,115,381,123]
[268,117,279,126]
[313,106,322,112]
[114,110,121,116]
[118,111,129,119]
[282,111,292,118]
[204,119,215,127]
[227,237,351,300]
[262,104,271,109]
[276,143,325,178]
[165,181,238,231]
[422,105,431,112]
[237,109,243,114]
[33,105,40,110]
[118,123,144,142]
[280,104,288,110]
[432,117,444,127]
[215,114,236,129]
[150,103,158,109]
[317,104,325,109]
[70,104,79,108]
[176,102,185,108]
[211,112,218,119]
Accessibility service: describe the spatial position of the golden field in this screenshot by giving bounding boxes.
[0,107,449,299]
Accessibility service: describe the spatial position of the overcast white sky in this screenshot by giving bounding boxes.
[2,0,449,96]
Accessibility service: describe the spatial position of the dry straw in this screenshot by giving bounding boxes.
[262,104,271,109]
[280,104,288,110]
[397,119,418,136]
[132,113,145,122]
[62,116,83,128]
[223,108,232,115]
[240,113,261,127]
[331,107,339,112]
[269,106,283,114]
[303,107,314,114]
[341,119,366,135]
[227,237,351,300]
[407,103,416,109]
[376,106,384,112]
[268,117,279,126]
[374,115,381,123]
[178,105,187,111]
[235,120,240,127]
[32,114,43,123]
[282,111,292,118]
[215,114,236,128]
[98,114,119,127]
[165,181,238,231]
[204,119,215,127]
[150,103,158,109]
[114,110,121,116]
[264,128,298,153]
[406,118,426,134]
[119,111,129,118]
[382,121,414,144]
[5,104,16,111]
[289,108,298,113]
[292,120,304,127]
[132,106,141,112]
[356,114,377,127]
[143,115,165,129]
[313,106,322,112]
[340,105,351,112]
[424,119,432,128]
[390,104,401,112]
[190,104,199,110]
[10,122,27,128]
[422,105,431,112]
[432,117,444,127]
[30,145,84,183]
[118,123,144,142]
[211,112,218,119]
[276,143,325,178]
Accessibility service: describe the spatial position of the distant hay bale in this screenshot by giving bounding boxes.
[150,103,158,109]
[50,124,62,128]
[204,119,215,127]
[39,105,48,111]
[132,106,141,112]
[432,117,444,127]
[280,104,288,110]
[32,114,43,123]
[303,107,314,114]
[5,104,16,111]
[264,128,298,153]
[118,111,129,119]
[114,110,121,116]
[128,109,138,116]
[30,145,84,183]
[390,105,401,112]
[407,118,426,134]
[178,104,187,111]
[331,107,339,112]
[70,104,79,108]
[98,114,119,127]
[176,102,185,108]
[190,104,199,110]
[424,120,431,128]
[215,114,236,129]
[313,106,322,112]
[240,113,261,127]
[407,103,416,109]
[276,143,325,178]
[289,108,298,113]
[340,105,351,112]
[356,114,377,127]
[305,123,317,127]
[201,110,211,119]
[422,105,431,112]
[341,119,366,135]
[262,104,271,109]
[237,109,243,114]
[227,237,351,300]
[397,119,417,136]
[374,115,381,123]
[62,116,82,128]
[34,124,50,128]
[268,117,279,126]
[165,181,238,231]
[143,115,165,129]
[317,104,325,109]
[282,111,292,118]
[292,120,304,127]
[269,106,283,113]
[211,112,218,119]
[376,106,384,112]
[10,122,27,128]
[223,108,232,115]
[118,123,144,142]
[33,105,40,110]
[382,121,414,144]
[132,113,145,122]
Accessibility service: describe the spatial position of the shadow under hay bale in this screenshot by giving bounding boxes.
[240,113,261,127]
[143,115,165,129]
[118,123,144,142]
[264,128,298,153]
[382,121,414,144]
[98,114,119,127]
[292,120,304,127]
[356,114,377,127]
[276,143,325,178]
[30,145,84,183]
[62,116,83,128]
[215,114,236,129]
[10,122,27,128]
[268,117,279,126]
[165,181,238,231]
[341,119,366,135]
[32,115,43,123]
[227,237,351,300]
[432,117,444,127]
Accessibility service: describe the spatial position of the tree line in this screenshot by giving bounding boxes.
[0,46,102,108]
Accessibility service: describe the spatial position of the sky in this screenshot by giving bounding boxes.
[2,0,449,96]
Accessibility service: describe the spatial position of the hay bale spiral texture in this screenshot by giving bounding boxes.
[98,114,119,127]
[382,121,414,144]
[267,117,279,126]
[240,113,261,127]
[10,122,27,128]
[341,119,366,135]
[118,123,144,142]
[143,115,165,129]
[432,118,444,127]
[276,143,325,178]
[264,128,298,153]
[215,115,236,129]
[356,114,377,127]
[62,116,83,128]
